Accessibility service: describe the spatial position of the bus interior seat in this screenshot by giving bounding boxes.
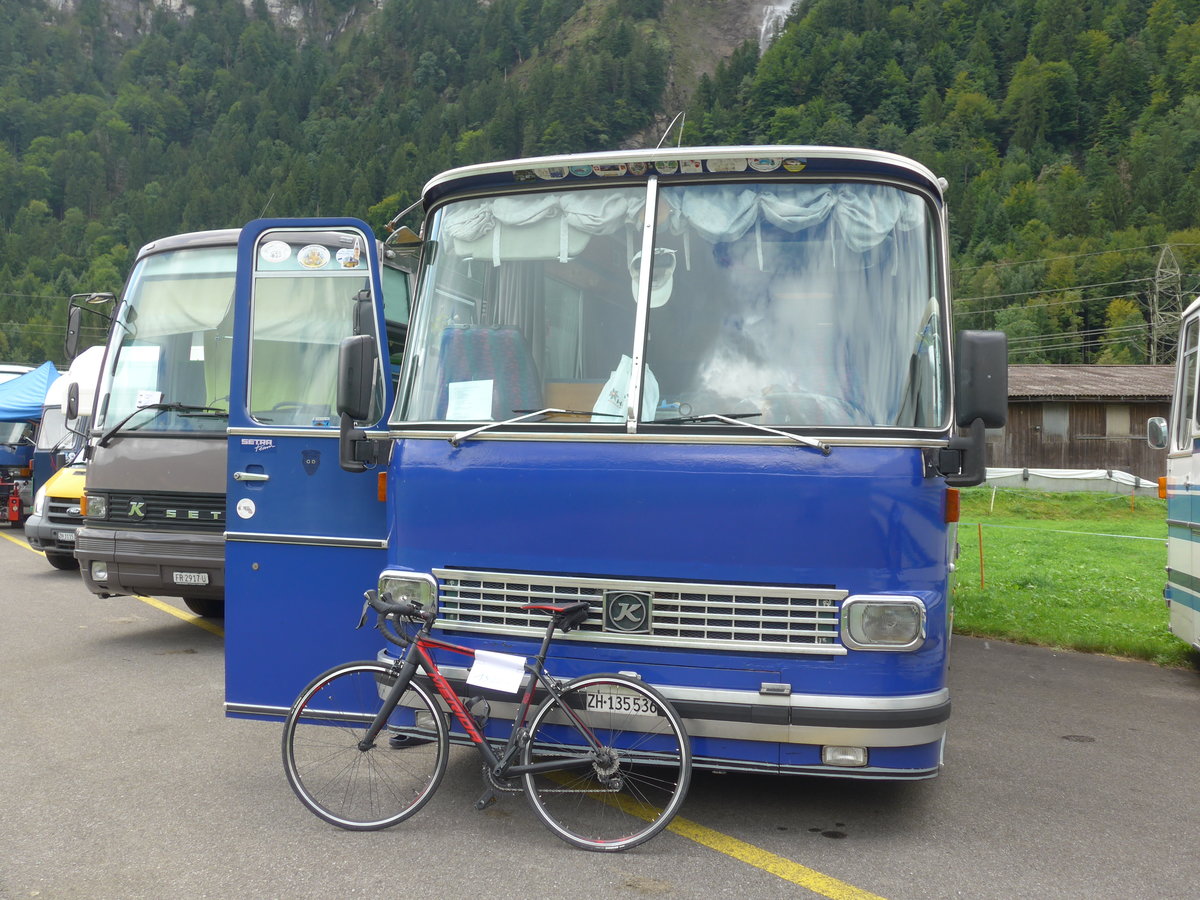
[434,325,543,420]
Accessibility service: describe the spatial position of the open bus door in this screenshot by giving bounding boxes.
[225,219,393,718]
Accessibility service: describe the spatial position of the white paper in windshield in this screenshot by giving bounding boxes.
[446,379,493,420]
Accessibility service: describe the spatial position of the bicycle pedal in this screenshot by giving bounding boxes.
[474,788,497,811]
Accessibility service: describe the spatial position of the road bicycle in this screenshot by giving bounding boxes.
[281,587,692,851]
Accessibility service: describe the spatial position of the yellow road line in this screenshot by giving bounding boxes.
[0,529,36,551]
[133,593,225,637]
[555,770,886,898]
[2,529,223,637]
[667,815,886,900]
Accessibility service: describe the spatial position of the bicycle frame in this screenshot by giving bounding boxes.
[361,613,602,781]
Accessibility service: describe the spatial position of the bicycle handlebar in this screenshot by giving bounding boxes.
[364,588,437,625]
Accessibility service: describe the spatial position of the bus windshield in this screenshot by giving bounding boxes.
[96,246,236,435]
[396,179,946,431]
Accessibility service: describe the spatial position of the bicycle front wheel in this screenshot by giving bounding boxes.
[282,661,448,830]
[521,674,691,851]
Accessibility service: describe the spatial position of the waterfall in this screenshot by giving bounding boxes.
[758,2,793,52]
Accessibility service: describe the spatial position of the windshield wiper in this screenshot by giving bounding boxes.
[657,412,831,455]
[449,408,622,447]
[97,402,228,447]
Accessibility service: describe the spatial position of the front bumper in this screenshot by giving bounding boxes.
[75,525,225,600]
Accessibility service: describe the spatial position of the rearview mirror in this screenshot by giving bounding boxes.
[64,306,82,361]
[955,330,1008,428]
[65,382,80,421]
[1147,416,1168,450]
[337,334,377,422]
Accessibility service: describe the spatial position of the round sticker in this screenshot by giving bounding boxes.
[259,240,291,264]
[335,247,361,269]
[297,244,331,269]
[236,498,256,520]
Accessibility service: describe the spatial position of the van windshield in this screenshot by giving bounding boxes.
[396,179,946,431]
[95,246,236,435]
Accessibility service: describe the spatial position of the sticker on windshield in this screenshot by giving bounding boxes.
[335,247,361,269]
[259,240,291,264]
[297,245,330,269]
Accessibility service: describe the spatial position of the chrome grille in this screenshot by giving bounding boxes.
[434,569,846,655]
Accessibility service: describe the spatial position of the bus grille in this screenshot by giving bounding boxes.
[433,569,846,654]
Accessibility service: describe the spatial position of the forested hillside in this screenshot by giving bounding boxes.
[686,0,1200,363]
[2,0,1199,367]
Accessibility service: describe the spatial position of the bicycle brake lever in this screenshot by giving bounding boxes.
[356,591,373,630]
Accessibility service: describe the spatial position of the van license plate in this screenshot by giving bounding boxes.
[173,572,209,586]
[56,531,75,542]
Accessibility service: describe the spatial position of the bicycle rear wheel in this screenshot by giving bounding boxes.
[282,661,448,830]
[521,674,691,851]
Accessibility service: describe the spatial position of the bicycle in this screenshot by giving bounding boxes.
[281,588,692,851]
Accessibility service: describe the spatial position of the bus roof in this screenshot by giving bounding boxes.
[421,145,946,208]
[135,228,241,261]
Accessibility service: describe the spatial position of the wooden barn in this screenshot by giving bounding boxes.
[985,365,1175,482]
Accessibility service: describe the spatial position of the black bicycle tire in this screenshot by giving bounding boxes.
[281,660,448,830]
[520,673,691,851]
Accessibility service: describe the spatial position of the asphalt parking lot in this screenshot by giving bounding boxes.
[2,528,1199,899]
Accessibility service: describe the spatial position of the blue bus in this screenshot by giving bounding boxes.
[224,146,1006,779]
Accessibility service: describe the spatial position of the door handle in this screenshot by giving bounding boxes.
[233,471,270,482]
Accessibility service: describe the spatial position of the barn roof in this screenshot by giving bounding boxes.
[1007,365,1175,402]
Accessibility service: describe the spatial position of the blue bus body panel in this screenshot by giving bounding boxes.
[388,438,950,698]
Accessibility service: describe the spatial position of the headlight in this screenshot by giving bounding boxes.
[33,487,46,516]
[378,571,439,610]
[841,596,927,651]
[84,493,107,519]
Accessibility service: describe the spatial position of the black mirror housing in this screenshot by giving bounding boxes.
[64,306,83,362]
[337,334,376,423]
[65,382,80,421]
[955,330,1008,428]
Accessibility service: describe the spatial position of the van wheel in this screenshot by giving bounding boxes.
[45,552,79,571]
[183,597,224,618]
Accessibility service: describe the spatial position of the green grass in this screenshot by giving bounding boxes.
[953,487,1200,668]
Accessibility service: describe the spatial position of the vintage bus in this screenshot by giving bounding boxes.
[224,146,1007,779]
[1148,296,1200,651]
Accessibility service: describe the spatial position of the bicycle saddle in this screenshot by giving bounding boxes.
[522,601,592,632]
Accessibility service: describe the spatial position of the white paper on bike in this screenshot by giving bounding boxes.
[466,650,526,694]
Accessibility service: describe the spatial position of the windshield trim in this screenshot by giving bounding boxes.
[394,173,952,436]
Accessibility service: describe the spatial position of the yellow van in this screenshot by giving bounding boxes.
[24,460,86,570]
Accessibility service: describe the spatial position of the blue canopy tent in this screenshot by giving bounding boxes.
[0,361,60,423]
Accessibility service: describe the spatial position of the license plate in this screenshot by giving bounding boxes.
[56,531,75,543]
[583,688,658,717]
[173,572,209,586]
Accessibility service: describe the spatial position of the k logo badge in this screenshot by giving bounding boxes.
[603,591,651,634]
[301,449,320,475]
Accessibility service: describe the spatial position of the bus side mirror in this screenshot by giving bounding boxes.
[337,334,379,473]
[64,306,83,361]
[1147,416,1168,450]
[955,330,1008,428]
[944,330,1008,487]
[65,382,80,421]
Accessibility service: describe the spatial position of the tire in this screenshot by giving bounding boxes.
[282,661,448,830]
[182,597,224,618]
[521,674,691,851]
[44,552,79,570]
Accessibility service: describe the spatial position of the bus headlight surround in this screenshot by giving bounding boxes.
[841,595,927,651]
[377,571,439,611]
